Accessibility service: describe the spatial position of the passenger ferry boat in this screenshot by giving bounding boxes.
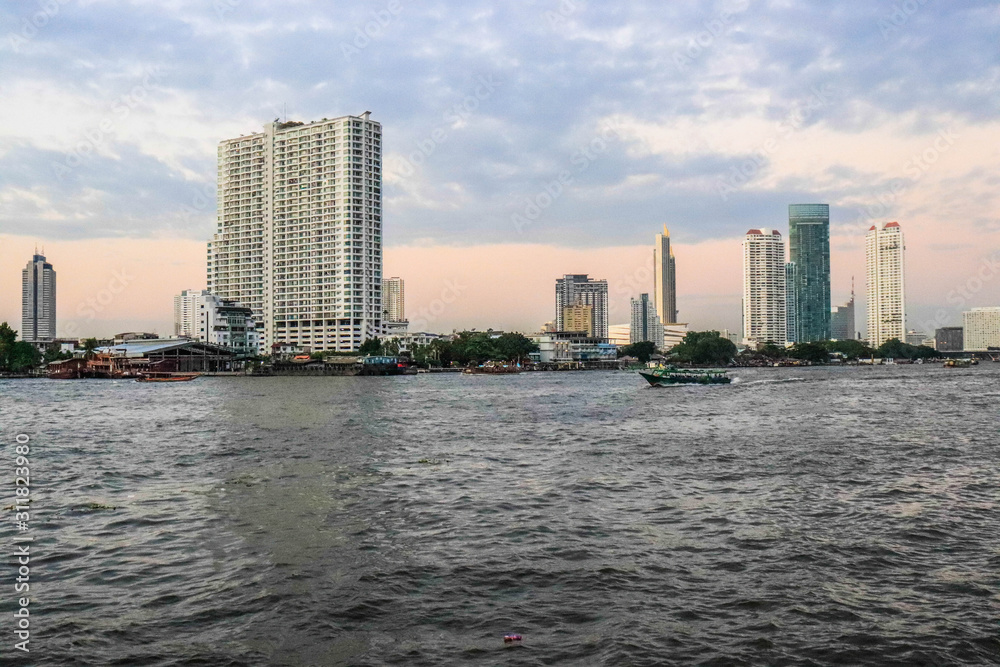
[638,366,731,386]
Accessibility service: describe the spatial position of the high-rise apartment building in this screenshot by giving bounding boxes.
[555,274,608,338]
[785,262,797,344]
[382,277,405,323]
[22,253,56,343]
[208,113,382,353]
[831,288,856,340]
[630,294,664,348]
[963,307,1000,351]
[789,204,831,341]
[654,226,677,324]
[866,222,905,347]
[562,304,594,334]
[174,289,209,338]
[742,229,786,346]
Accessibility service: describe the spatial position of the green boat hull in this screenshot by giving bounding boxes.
[638,369,732,386]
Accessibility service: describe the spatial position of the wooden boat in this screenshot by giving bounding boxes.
[135,373,199,382]
[943,359,976,368]
[638,366,731,386]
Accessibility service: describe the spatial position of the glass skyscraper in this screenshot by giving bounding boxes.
[788,204,831,342]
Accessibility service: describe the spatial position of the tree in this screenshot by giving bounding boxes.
[672,331,737,366]
[620,341,657,363]
[824,338,873,360]
[383,338,401,355]
[0,322,17,370]
[358,338,383,356]
[82,338,100,360]
[756,342,785,359]
[788,341,829,364]
[493,332,538,363]
[8,342,41,372]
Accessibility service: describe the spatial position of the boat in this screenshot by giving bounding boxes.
[135,373,199,382]
[943,359,976,368]
[638,366,731,386]
[463,363,521,375]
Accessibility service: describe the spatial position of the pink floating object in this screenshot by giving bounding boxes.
[504,634,522,643]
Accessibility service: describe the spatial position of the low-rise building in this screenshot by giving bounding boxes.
[530,332,616,363]
[934,326,963,352]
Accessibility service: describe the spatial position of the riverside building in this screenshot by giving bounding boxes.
[207,113,383,353]
[22,252,56,343]
[962,307,1000,351]
[172,290,258,355]
[831,288,856,340]
[788,204,831,341]
[742,229,786,346]
[555,275,608,338]
[866,222,906,347]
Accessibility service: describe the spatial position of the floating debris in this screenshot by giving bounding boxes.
[503,634,523,644]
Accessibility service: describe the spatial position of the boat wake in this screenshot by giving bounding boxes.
[734,377,808,386]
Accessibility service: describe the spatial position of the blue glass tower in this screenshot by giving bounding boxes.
[788,204,831,342]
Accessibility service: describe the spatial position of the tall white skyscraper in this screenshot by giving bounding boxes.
[555,274,608,338]
[22,252,56,343]
[654,226,677,324]
[208,113,383,353]
[866,222,905,347]
[630,293,663,348]
[382,277,405,322]
[742,229,786,346]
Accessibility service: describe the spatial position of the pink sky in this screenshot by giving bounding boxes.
[4,226,998,340]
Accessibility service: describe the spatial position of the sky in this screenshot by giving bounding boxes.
[1,0,999,338]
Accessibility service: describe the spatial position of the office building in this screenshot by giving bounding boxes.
[935,326,963,352]
[382,277,405,323]
[866,222,906,347]
[22,252,56,343]
[789,204,831,341]
[608,323,631,347]
[963,307,1000,351]
[630,294,664,348]
[207,113,382,353]
[831,288,855,340]
[654,226,678,324]
[742,229,786,346]
[905,330,927,346]
[555,274,608,338]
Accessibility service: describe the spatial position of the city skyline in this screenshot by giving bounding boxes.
[1,3,998,336]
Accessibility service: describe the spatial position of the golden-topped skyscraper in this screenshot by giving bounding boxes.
[654,226,677,325]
